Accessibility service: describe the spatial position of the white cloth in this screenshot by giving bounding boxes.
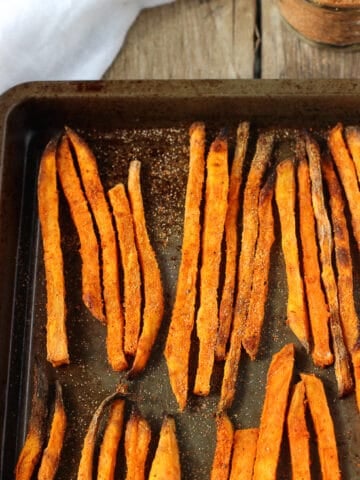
[0,0,173,94]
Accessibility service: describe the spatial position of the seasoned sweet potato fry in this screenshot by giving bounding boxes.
[108,184,141,357]
[287,381,311,480]
[164,122,205,410]
[97,399,125,480]
[229,428,258,480]
[38,137,69,367]
[328,123,360,252]
[252,343,295,480]
[15,365,49,480]
[210,413,234,480]
[149,416,181,480]
[242,173,275,359]
[275,158,309,350]
[56,134,104,323]
[345,125,360,184]
[306,134,353,397]
[216,122,250,361]
[301,373,341,480]
[124,409,151,480]
[38,381,66,480]
[220,131,274,411]
[194,135,229,396]
[322,155,360,408]
[297,142,332,367]
[66,127,127,371]
[127,160,164,376]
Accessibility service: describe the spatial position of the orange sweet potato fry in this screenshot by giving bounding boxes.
[345,125,360,184]
[124,409,151,480]
[301,373,341,480]
[275,158,309,350]
[38,137,69,367]
[164,122,206,410]
[297,142,332,367]
[229,428,259,480]
[127,160,164,376]
[216,122,250,361]
[148,416,181,480]
[210,413,234,480]
[38,381,67,480]
[108,183,141,357]
[219,131,274,411]
[287,381,311,480]
[66,127,127,371]
[56,134,104,323]
[252,343,295,480]
[194,135,229,396]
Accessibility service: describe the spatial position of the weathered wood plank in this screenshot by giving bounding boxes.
[261,0,360,78]
[104,0,257,80]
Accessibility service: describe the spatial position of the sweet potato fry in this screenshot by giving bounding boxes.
[275,158,309,350]
[194,135,229,396]
[287,381,311,480]
[322,155,360,408]
[219,131,274,411]
[149,416,181,480]
[124,409,151,480]
[216,122,250,361]
[252,343,295,480]
[38,381,66,480]
[77,391,122,480]
[306,134,353,397]
[345,125,360,184]
[301,373,341,480]
[66,127,127,371]
[108,183,141,357]
[164,122,205,410]
[296,142,332,367]
[328,123,360,252]
[210,413,234,480]
[97,399,125,480]
[56,134,104,323]
[127,160,164,376]
[38,136,69,367]
[242,173,275,359]
[229,428,258,480]
[15,365,49,480]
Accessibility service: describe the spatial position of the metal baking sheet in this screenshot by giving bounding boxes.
[1,80,360,479]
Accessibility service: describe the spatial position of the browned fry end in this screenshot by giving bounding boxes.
[210,413,234,480]
[125,408,152,480]
[149,416,181,480]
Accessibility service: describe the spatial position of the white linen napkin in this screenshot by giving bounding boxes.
[0,0,173,95]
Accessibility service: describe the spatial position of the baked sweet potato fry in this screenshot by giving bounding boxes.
[220,131,274,411]
[229,428,258,480]
[66,127,127,371]
[210,413,234,480]
[328,123,360,252]
[127,160,164,377]
[108,183,141,357]
[306,134,353,397]
[297,142,332,367]
[124,409,151,480]
[149,416,181,480]
[194,135,229,396]
[164,122,205,410]
[287,381,311,480]
[38,136,69,367]
[252,343,295,480]
[15,365,49,480]
[242,173,275,359]
[301,373,341,480]
[38,381,66,480]
[56,134,104,323]
[345,125,360,184]
[275,158,309,350]
[97,399,125,480]
[322,155,360,408]
[216,122,250,361]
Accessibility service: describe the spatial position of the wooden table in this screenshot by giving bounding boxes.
[104,0,360,81]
